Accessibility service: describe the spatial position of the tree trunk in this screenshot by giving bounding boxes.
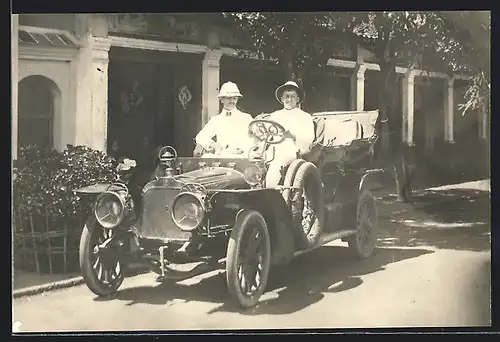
[375,63,394,160]
[376,71,390,154]
[281,53,296,82]
[295,67,306,91]
[393,145,413,202]
[377,62,413,202]
[280,55,308,92]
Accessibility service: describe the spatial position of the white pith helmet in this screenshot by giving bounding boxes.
[275,81,304,104]
[217,82,243,98]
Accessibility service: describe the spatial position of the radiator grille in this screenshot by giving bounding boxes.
[138,187,191,241]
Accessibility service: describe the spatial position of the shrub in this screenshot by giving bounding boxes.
[13,144,120,232]
[13,144,124,273]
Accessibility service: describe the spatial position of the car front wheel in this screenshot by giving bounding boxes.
[226,210,271,309]
[79,218,125,297]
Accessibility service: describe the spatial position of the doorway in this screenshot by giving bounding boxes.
[107,48,176,162]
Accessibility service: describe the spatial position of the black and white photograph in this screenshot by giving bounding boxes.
[11,11,491,332]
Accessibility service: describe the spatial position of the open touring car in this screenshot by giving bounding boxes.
[75,109,382,308]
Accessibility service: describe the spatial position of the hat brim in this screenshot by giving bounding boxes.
[217,94,243,98]
[275,84,304,104]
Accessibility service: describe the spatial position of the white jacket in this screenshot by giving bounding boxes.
[195,109,254,153]
[268,107,315,155]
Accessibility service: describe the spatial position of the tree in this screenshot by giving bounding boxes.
[341,11,489,201]
[221,12,351,88]
[439,11,490,116]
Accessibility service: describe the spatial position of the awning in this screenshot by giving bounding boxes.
[18,25,80,48]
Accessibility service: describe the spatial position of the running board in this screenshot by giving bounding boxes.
[293,230,356,257]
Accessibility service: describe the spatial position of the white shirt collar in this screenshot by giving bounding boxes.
[222,108,237,116]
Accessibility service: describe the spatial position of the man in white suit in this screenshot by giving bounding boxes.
[194,82,254,158]
[264,81,315,187]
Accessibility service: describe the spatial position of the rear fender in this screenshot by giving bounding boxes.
[333,168,383,231]
[358,169,384,193]
[215,189,296,265]
[333,168,383,204]
[333,173,363,205]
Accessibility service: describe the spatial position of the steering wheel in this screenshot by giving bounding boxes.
[249,119,286,145]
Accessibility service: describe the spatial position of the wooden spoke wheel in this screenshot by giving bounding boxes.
[79,218,125,297]
[348,188,378,259]
[226,210,271,309]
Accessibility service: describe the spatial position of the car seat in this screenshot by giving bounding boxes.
[301,117,326,163]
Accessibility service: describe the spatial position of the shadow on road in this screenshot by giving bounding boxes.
[208,245,433,315]
[94,245,432,314]
[94,270,228,306]
[378,188,491,252]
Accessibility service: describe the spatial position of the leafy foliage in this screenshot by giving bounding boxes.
[458,71,490,115]
[440,11,490,114]
[347,11,490,115]
[347,12,447,67]
[221,12,350,82]
[222,11,489,116]
[13,145,120,232]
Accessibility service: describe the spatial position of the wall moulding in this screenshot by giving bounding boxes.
[19,45,78,62]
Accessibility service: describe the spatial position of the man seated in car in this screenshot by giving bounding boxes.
[262,81,315,187]
[194,82,254,158]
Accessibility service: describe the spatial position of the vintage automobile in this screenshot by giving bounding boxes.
[75,109,382,308]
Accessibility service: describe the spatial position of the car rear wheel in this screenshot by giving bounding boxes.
[289,162,325,249]
[79,218,125,297]
[226,210,271,309]
[347,188,378,259]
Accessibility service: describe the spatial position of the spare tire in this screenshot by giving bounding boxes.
[282,159,306,203]
[289,162,325,249]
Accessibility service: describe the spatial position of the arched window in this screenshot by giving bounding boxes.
[18,75,59,149]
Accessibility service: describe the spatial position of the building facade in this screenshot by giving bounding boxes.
[11,13,489,163]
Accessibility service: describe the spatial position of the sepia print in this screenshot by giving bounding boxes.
[11,11,491,333]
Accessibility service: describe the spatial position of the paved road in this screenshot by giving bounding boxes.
[13,188,491,331]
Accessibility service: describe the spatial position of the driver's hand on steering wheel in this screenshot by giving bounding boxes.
[208,142,224,155]
[226,146,244,155]
[283,130,296,142]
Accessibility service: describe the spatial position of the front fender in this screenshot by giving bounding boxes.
[74,183,123,195]
[76,183,138,227]
[213,189,296,265]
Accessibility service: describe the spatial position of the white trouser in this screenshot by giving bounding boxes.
[265,142,298,187]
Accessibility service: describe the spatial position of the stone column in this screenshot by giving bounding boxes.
[90,38,111,152]
[12,14,19,160]
[444,77,455,143]
[442,77,457,172]
[350,63,366,111]
[350,50,366,111]
[402,70,416,145]
[202,49,223,127]
[72,14,110,152]
[479,98,489,141]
